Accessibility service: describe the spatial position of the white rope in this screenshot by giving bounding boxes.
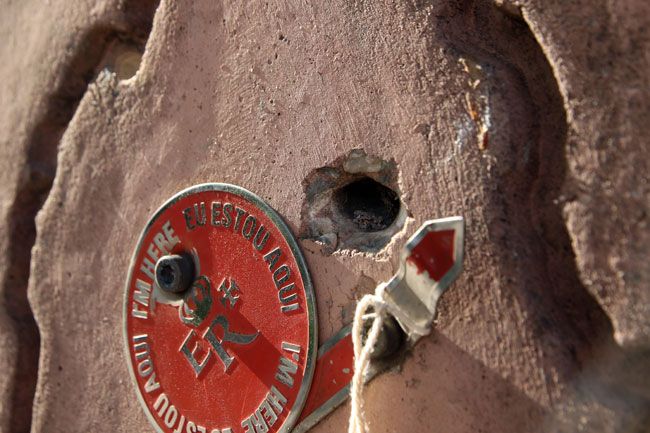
[348,283,388,433]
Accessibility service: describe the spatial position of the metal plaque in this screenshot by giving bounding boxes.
[123,184,317,433]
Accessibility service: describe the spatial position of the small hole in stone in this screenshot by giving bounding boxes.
[300,149,405,253]
[334,177,400,232]
[96,39,145,81]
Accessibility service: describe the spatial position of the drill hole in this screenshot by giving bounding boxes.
[334,177,400,232]
[300,150,406,253]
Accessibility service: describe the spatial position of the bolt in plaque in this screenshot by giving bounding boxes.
[123,184,317,433]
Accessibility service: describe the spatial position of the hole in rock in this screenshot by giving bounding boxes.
[97,39,145,80]
[300,149,406,254]
[334,177,400,232]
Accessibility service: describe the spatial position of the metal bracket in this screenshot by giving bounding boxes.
[293,216,465,432]
[383,216,464,340]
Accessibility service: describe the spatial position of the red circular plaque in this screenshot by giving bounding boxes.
[123,184,317,433]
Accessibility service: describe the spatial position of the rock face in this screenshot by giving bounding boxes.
[0,1,647,432]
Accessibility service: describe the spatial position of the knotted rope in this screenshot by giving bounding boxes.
[348,283,388,433]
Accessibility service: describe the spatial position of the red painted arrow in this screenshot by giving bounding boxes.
[294,217,464,432]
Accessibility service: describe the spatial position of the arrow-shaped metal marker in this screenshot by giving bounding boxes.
[294,217,465,432]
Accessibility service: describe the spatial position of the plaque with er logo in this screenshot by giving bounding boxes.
[123,183,317,433]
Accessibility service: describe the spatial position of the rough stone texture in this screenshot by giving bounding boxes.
[523,0,650,351]
[0,1,159,431]
[0,0,647,432]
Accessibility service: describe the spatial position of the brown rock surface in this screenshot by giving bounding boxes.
[0,1,159,431]
[0,0,646,432]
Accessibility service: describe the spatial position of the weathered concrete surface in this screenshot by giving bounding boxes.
[0,1,158,432]
[523,0,650,352]
[0,0,646,432]
[0,2,115,431]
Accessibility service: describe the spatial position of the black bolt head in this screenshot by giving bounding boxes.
[155,254,195,294]
[363,314,404,360]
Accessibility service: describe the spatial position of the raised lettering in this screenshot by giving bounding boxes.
[260,399,277,427]
[195,202,207,227]
[264,248,281,271]
[252,409,268,433]
[133,335,150,359]
[134,279,151,307]
[164,405,178,428]
[218,278,240,309]
[203,315,258,372]
[267,386,287,414]
[278,283,297,305]
[252,226,270,251]
[183,207,195,230]
[275,357,298,388]
[211,202,222,226]
[140,256,155,281]
[273,265,291,287]
[154,393,169,416]
[162,221,180,245]
[222,203,233,228]
[173,415,186,433]
[233,207,246,232]
[180,330,212,377]
[137,358,153,377]
[147,243,161,264]
[281,304,300,313]
[242,215,257,239]
[153,233,170,256]
[280,342,301,353]
[144,372,160,393]
[132,303,148,319]
[241,418,254,433]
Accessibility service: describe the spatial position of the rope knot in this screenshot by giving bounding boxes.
[348,283,389,433]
